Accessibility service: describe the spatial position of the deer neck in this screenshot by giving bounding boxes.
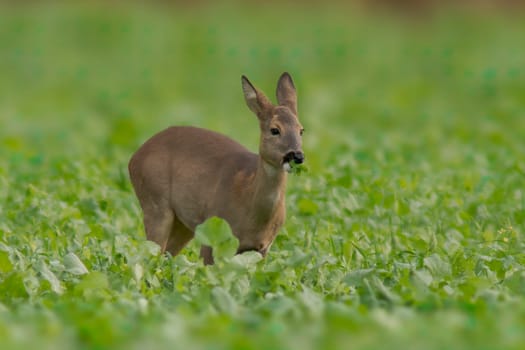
[250,158,287,219]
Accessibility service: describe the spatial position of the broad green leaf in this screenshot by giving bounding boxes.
[211,286,237,314]
[344,268,376,287]
[287,248,313,267]
[63,252,89,275]
[195,217,237,260]
[140,240,162,256]
[35,260,63,295]
[229,250,263,268]
[300,287,324,316]
[289,161,308,175]
[74,271,109,297]
[370,276,401,303]
[503,270,525,294]
[133,263,144,283]
[424,254,451,278]
[0,273,28,300]
[194,217,233,245]
[413,269,433,287]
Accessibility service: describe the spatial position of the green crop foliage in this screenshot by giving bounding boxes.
[1,2,524,350]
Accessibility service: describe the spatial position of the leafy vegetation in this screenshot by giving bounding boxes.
[1,2,524,349]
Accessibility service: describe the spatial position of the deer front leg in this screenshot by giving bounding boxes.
[200,245,214,265]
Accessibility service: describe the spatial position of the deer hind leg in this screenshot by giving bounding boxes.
[165,216,194,257]
[142,203,174,253]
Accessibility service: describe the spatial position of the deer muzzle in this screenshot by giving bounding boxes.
[283,151,305,164]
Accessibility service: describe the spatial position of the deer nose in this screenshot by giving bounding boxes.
[293,151,305,164]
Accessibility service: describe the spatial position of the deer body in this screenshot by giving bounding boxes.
[129,73,303,264]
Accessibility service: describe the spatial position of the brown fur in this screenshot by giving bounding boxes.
[128,73,304,264]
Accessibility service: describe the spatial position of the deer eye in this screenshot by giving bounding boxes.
[300,129,305,136]
[270,128,280,136]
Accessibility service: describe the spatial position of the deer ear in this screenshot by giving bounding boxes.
[276,72,297,114]
[242,75,272,117]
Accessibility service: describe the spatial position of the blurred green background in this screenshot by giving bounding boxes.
[1,1,525,350]
[2,0,523,164]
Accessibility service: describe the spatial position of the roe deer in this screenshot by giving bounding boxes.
[128,73,304,265]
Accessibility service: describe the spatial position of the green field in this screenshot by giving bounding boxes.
[1,2,525,349]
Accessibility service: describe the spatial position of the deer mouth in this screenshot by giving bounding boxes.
[282,152,294,172]
[282,151,304,172]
